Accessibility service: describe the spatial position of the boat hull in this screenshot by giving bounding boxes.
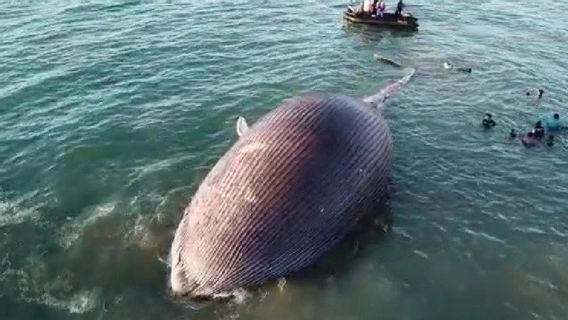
[343,11,419,30]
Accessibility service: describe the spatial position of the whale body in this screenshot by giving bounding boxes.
[169,71,413,299]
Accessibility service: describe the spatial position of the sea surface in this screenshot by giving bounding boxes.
[1,0,567,319]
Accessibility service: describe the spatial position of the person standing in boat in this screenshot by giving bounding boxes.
[395,0,405,19]
[361,0,373,15]
[372,0,378,16]
[376,0,386,18]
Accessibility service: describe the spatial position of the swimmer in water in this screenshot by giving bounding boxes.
[482,113,496,129]
[526,88,544,100]
[522,131,536,148]
[509,129,517,139]
[443,63,472,73]
[533,120,545,140]
[546,134,554,147]
[545,113,563,132]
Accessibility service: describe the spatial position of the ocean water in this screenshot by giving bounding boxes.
[1,0,567,319]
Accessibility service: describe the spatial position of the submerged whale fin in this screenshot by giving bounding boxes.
[373,53,402,68]
[236,116,249,137]
[363,67,416,110]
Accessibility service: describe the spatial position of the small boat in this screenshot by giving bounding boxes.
[343,8,419,30]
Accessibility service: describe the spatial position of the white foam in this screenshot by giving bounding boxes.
[413,250,429,259]
[277,277,287,292]
[38,289,100,314]
[131,215,159,250]
[0,200,39,227]
[463,227,507,245]
[59,201,117,249]
[1,252,100,314]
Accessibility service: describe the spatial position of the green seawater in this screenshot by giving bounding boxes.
[1,0,568,319]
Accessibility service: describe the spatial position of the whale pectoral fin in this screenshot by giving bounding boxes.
[363,67,416,110]
[236,116,249,137]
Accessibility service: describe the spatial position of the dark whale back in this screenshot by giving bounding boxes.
[170,94,393,298]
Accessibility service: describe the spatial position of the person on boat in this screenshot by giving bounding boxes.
[522,131,536,148]
[545,113,563,132]
[376,0,386,18]
[395,0,405,19]
[533,120,545,139]
[361,0,373,15]
[482,113,496,129]
[371,0,378,15]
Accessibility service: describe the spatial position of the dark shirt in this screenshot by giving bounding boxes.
[534,127,545,139]
[397,1,404,11]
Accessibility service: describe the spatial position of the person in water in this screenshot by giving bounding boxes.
[510,129,517,139]
[545,113,563,132]
[546,134,554,147]
[526,88,544,100]
[443,63,472,73]
[533,120,545,139]
[522,131,536,148]
[482,113,496,129]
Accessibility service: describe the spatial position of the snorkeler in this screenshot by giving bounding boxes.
[509,129,517,139]
[443,63,472,73]
[482,113,496,129]
[526,88,544,100]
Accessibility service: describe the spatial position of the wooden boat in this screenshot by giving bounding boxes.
[343,9,419,30]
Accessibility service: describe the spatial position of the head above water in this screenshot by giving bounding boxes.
[554,113,560,120]
[535,120,543,128]
[527,132,534,138]
[485,113,492,119]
